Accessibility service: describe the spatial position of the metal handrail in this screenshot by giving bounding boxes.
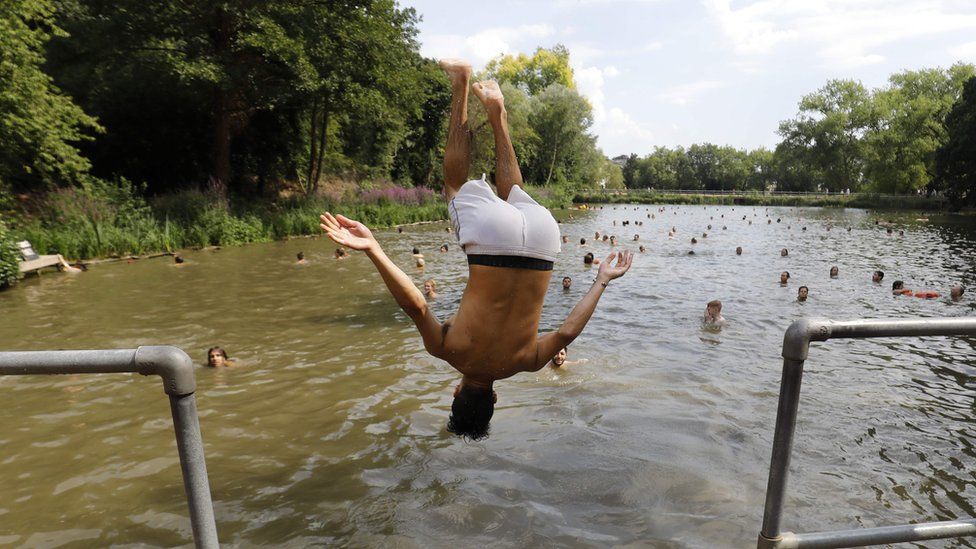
[757,318,976,549]
[0,347,219,549]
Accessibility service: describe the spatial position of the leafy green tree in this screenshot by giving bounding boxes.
[934,76,976,206]
[863,63,975,193]
[485,45,575,96]
[776,79,875,192]
[527,84,595,186]
[0,0,100,191]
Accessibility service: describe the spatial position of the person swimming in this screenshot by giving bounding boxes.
[703,299,725,325]
[892,280,912,295]
[335,248,348,260]
[562,276,572,291]
[872,270,884,283]
[207,347,229,367]
[321,59,634,440]
[423,279,438,299]
[830,266,838,278]
[780,248,788,257]
[440,244,449,252]
[735,246,743,255]
[780,271,790,285]
[950,285,965,301]
[797,286,809,302]
[297,252,307,264]
[580,237,587,246]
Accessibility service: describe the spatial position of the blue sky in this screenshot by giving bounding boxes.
[401,0,976,157]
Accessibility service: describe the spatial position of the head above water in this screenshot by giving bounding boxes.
[798,286,809,301]
[423,279,436,294]
[447,382,496,440]
[584,252,594,265]
[706,299,722,314]
[174,255,185,264]
[780,248,788,257]
[207,347,227,367]
[562,235,569,243]
[736,246,743,255]
[830,266,839,278]
[951,285,965,300]
[440,244,449,252]
[562,276,572,289]
[412,247,420,255]
[873,270,884,282]
[580,237,586,245]
[297,252,305,261]
[892,280,904,292]
[639,245,646,253]
[780,271,790,284]
[552,347,568,367]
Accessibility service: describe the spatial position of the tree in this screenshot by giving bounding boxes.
[527,84,595,186]
[484,45,575,96]
[863,63,975,193]
[0,0,100,191]
[776,79,875,192]
[934,76,976,206]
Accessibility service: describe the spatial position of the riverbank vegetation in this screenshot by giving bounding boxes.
[0,1,607,289]
[618,65,976,206]
[574,190,943,210]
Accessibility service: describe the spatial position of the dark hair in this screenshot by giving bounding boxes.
[799,285,808,292]
[440,244,449,251]
[207,347,227,366]
[174,255,185,264]
[584,252,594,264]
[892,280,904,290]
[580,238,586,244]
[412,247,420,255]
[874,270,885,280]
[563,276,572,282]
[447,385,495,440]
[297,252,305,260]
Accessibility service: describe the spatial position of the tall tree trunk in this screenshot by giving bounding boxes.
[546,144,559,185]
[311,108,329,196]
[212,89,232,188]
[210,5,232,188]
[306,99,318,194]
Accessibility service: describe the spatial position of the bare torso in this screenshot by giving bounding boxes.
[440,265,551,384]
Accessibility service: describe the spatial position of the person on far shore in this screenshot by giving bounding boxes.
[562,276,572,291]
[950,285,965,301]
[780,271,790,285]
[703,299,725,325]
[830,266,839,278]
[797,286,809,302]
[872,270,884,283]
[423,279,438,299]
[207,347,230,368]
[297,252,307,264]
[736,246,743,255]
[335,248,348,260]
[780,248,788,257]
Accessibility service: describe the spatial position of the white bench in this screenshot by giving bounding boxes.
[17,241,71,274]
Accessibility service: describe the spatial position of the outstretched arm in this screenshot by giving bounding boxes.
[533,251,633,370]
[320,213,446,357]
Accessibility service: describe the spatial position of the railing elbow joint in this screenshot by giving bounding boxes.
[135,346,196,396]
[782,318,832,361]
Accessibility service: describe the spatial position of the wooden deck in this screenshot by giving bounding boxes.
[18,255,65,274]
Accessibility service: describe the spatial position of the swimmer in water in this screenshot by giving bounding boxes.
[440,244,449,252]
[335,248,348,260]
[423,279,438,299]
[207,347,229,368]
[797,286,808,302]
[950,285,965,301]
[174,255,185,265]
[736,246,743,255]
[562,276,572,291]
[830,266,838,278]
[780,248,788,257]
[321,59,634,440]
[411,247,424,267]
[639,245,646,253]
[562,235,570,244]
[549,346,587,369]
[873,270,884,283]
[297,252,306,264]
[703,299,725,325]
[780,271,790,285]
[892,280,912,295]
[580,237,587,246]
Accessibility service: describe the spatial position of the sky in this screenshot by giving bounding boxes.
[401,0,976,157]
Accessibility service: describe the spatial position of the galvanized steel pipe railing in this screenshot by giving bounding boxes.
[758,317,976,549]
[0,346,218,549]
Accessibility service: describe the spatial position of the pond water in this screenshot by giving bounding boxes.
[1,205,975,548]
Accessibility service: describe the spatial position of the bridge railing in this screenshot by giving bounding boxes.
[757,318,976,549]
[0,347,219,549]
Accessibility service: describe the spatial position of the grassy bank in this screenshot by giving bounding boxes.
[5,182,448,263]
[573,191,947,210]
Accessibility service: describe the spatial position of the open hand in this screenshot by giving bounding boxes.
[319,213,376,252]
[597,251,633,282]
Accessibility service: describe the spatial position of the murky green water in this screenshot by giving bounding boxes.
[1,205,975,548]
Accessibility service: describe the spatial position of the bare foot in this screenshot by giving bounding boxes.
[438,58,471,85]
[472,80,505,116]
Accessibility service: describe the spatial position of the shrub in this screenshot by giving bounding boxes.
[0,220,20,289]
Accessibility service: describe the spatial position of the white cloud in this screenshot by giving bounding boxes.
[657,80,726,105]
[949,40,976,60]
[420,24,555,66]
[573,63,655,155]
[703,0,976,69]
